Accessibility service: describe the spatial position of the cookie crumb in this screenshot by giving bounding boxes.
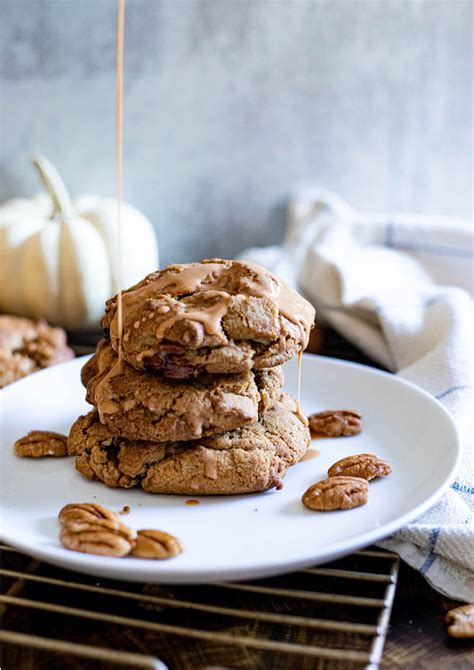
[302,448,320,461]
[119,505,131,515]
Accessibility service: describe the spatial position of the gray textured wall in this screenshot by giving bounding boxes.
[1,0,472,266]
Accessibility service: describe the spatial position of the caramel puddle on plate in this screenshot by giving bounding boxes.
[302,448,320,461]
[185,499,200,506]
[310,432,332,441]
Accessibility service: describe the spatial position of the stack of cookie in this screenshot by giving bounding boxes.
[68,259,315,496]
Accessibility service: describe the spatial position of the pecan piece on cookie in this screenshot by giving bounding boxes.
[445,604,474,638]
[328,454,391,481]
[58,502,136,541]
[308,410,362,437]
[302,477,369,511]
[60,526,132,557]
[14,430,68,458]
[130,530,184,559]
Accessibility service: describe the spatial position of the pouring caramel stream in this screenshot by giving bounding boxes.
[111,5,313,433]
[295,350,308,426]
[95,1,126,425]
[116,0,125,357]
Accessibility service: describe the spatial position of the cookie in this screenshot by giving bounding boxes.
[68,394,310,495]
[101,259,315,378]
[82,340,284,442]
[0,315,74,388]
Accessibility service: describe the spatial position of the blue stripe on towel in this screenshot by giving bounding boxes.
[384,222,473,258]
[435,385,472,400]
[384,222,395,247]
[420,527,441,574]
[451,481,474,495]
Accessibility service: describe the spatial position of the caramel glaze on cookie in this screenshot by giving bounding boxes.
[101,259,315,378]
[68,394,310,496]
[81,339,284,442]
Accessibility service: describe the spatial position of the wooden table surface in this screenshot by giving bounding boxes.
[1,326,473,669]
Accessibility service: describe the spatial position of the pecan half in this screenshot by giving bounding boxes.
[59,502,119,526]
[57,502,183,560]
[302,477,369,511]
[14,430,68,458]
[58,502,136,542]
[445,604,474,638]
[328,454,391,480]
[130,529,184,560]
[308,410,362,437]
[60,525,132,557]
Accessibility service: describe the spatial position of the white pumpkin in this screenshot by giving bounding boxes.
[0,155,159,330]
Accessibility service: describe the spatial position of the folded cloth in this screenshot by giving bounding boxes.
[239,188,473,601]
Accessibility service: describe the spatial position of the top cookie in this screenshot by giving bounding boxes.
[102,259,315,377]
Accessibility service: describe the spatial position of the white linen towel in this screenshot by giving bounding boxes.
[239,189,473,601]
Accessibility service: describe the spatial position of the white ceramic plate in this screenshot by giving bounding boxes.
[0,354,459,583]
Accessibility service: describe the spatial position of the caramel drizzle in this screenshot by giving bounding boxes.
[294,350,308,426]
[94,356,126,423]
[301,448,320,461]
[155,290,232,339]
[99,2,125,424]
[202,449,218,480]
[111,260,314,347]
[115,0,125,357]
[297,350,302,409]
[240,261,314,347]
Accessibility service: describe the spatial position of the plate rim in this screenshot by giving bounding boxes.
[0,353,461,583]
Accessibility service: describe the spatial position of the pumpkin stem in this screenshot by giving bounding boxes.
[32,154,74,221]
